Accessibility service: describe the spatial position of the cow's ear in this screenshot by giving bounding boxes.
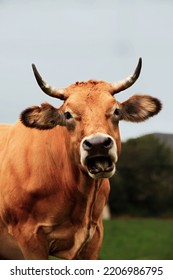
[120,94,162,122]
[20,103,66,129]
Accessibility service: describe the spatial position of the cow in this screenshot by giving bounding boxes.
[0,58,161,260]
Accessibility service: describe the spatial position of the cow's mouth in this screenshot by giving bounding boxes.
[86,156,115,179]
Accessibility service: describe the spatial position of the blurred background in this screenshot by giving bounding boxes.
[1,0,173,259]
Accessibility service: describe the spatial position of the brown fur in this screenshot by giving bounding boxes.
[0,79,161,260]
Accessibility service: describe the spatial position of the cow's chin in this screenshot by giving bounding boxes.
[85,156,116,179]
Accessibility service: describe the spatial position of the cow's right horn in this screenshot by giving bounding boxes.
[32,64,66,100]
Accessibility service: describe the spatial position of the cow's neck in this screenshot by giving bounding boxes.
[27,126,107,259]
[48,125,105,222]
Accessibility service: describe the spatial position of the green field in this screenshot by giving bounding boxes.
[100,218,173,260]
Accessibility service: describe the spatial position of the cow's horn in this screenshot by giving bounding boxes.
[111,57,142,94]
[32,64,66,100]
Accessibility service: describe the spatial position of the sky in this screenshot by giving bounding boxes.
[0,0,172,141]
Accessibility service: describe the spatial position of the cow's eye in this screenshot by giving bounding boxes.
[64,111,73,120]
[113,108,120,116]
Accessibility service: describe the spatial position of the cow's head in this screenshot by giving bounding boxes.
[20,58,162,179]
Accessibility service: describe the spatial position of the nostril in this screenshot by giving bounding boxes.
[83,139,92,151]
[104,137,113,149]
[82,136,113,151]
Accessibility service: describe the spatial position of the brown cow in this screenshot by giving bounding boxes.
[0,58,161,259]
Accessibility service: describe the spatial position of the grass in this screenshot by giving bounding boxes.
[100,218,173,260]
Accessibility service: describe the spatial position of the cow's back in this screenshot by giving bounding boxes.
[0,123,24,259]
[0,124,12,152]
[0,121,73,211]
[0,122,72,259]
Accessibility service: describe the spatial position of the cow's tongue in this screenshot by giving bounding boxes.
[87,156,112,174]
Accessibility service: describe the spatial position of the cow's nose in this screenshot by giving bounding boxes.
[82,135,113,152]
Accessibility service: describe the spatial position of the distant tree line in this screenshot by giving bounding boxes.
[109,135,173,217]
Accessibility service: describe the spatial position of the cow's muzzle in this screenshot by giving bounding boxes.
[80,133,118,179]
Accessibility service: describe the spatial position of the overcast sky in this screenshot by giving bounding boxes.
[0,0,172,141]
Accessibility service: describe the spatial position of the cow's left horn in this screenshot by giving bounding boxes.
[111,57,142,94]
[32,64,66,100]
